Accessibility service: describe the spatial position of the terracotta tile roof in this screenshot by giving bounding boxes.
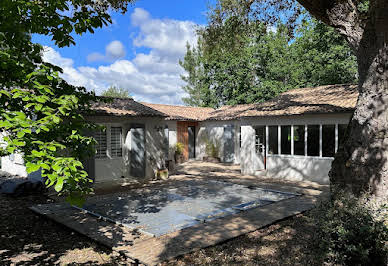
[141,102,215,121]
[207,84,358,120]
[91,97,166,117]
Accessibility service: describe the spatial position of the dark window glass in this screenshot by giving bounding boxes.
[255,126,265,154]
[281,126,291,155]
[268,126,278,154]
[307,125,320,156]
[239,126,242,148]
[322,125,335,157]
[164,126,169,159]
[293,125,305,155]
[338,124,348,149]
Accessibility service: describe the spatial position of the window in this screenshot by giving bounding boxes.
[111,127,122,157]
[281,126,291,155]
[322,125,335,157]
[268,126,278,154]
[239,126,242,148]
[338,124,348,149]
[95,130,107,158]
[307,125,320,156]
[255,126,265,154]
[293,125,305,155]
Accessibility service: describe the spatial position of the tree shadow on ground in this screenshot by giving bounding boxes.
[162,211,324,266]
[0,193,128,265]
[149,161,330,265]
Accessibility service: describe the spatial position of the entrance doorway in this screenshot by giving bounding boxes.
[130,124,146,178]
[188,126,196,159]
[224,125,235,163]
[255,126,266,170]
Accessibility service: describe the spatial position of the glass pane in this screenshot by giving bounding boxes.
[338,124,348,149]
[268,126,278,155]
[293,125,305,155]
[164,126,169,159]
[255,126,265,154]
[322,125,335,157]
[239,126,242,148]
[95,130,107,158]
[281,126,291,155]
[307,125,320,156]
[111,127,122,157]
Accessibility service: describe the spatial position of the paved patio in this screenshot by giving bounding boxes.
[31,162,328,265]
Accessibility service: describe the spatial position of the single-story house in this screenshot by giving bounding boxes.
[1,84,358,185]
[141,102,214,162]
[207,84,357,183]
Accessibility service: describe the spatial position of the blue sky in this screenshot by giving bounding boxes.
[34,0,211,104]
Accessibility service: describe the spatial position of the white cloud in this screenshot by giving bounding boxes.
[106,40,126,60]
[131,8,197,59]
[42,47,74,68]
[42,8,198,105]
[87,52,105,62]
[87,40,126,63]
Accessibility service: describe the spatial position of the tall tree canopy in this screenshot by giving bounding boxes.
[183,0,387,200]
[293,0,387,200]
[0,0,134,204]
[180,11,357,108]
[101,86,132,98]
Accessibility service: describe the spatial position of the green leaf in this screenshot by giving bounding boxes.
[31,150,44,157]
[52,115,60,123]
[47,146,56,152]
[40,163,50,170]
[13,140,26,147]
[35,104,43,111]
[26,163,40,173]
[54,178,64,192]
[17,131,25,138]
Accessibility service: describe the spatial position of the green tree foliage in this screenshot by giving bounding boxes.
[101,86,132,98]
[313,191,387,265]
[180,0,357,108]
[0,0,133,205]
[289,19,358,88]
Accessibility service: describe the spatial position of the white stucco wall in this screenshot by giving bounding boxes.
[240,113,352,184]
[197,120,241,164]
[266,155,332,183]
[0,133,41,179]
[0,116,173,184]
[166,120,177,161]
[1,154,28,177]
[86,116,169,183]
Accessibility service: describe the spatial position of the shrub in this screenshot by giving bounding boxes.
[175,142,184,155]
[312,191,388,265]
[205,140,220,158]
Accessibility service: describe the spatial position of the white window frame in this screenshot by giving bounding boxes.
[95,129,108,159]
[265,123,339,160]
[110,126,123,158]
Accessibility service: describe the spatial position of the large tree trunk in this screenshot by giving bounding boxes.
[329,1,388,201]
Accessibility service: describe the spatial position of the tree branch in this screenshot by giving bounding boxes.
[296,0,365,52]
